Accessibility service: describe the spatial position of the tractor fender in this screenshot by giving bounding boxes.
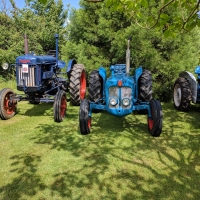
[98,66,106,83]
[135,67,143,83]
[66,59,77,78]
[98,66,106,93]
[179,71,197,103]
[134,67,143,98]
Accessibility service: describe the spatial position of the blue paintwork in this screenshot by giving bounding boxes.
[89,64,152,118]
[193,66,200,102]
[135,67,143,99]
[58,60,66,69]
[195,66,200,74]
[16,54,56,65]
[13,34,72,103]
[197,84,200,103]
[98,66,107,97]
[195,66,200,81]
[67,59,77,73]
[55,34,59,66]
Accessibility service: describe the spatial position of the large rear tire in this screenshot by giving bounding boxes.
[53,90,67,122]
[148,99,162,137]
[0,88,17,120]
[139,70,153,102]
[88,70,102,102]
[173,77,191,111]
[69,64,87,106]
[79,100,91,135]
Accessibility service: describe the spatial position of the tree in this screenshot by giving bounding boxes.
[62,0,132,71]
[85,0,200,34]
[62,0,200,102]
[0,0,68,78]
[11,0,68,54]
[31,0,200,33]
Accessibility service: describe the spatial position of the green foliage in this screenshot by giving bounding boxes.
[62,0,200,102]
[0,0,68,72]
[12,0,68,53]
[1,0,200,102]
[0,13,22,66]
[27,0,48,4]
[88,0,200,33]
[62,0,132,73]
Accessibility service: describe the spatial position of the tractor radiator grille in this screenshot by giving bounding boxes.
[17,66,36,87]
[109,87,132,109]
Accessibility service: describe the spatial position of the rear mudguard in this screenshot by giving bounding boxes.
[98,66,106,96]
[134,67,143,99]
[179,71,197,103]
[67,59,77,78]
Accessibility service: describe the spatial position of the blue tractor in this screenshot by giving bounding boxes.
[79,37,163,136]
[0,34,87,122]
[173,61,200,111]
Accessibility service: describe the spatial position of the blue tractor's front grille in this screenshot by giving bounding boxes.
[109,86,132,109]
[17,66,36,87]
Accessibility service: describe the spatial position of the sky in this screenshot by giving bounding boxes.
[14,0,80,9]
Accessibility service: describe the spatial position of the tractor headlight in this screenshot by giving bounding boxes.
[109,97,118,106]
[2,63,9,70]
[122,98,130,106]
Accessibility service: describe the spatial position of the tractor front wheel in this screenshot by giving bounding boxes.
[173,77,191,111]
[0,88,17,120]
[69,64,86,106]
[79,99,91,135]
[53,90,67,122]
[148,99,162,137]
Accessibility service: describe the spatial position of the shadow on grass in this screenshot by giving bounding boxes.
[22,102,80,120]
[0,154,46,200]
[0,103,199,199]
[33,103,199,198]
[23,103,53,117]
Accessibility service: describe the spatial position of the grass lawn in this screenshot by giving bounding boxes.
[0,80,199,200]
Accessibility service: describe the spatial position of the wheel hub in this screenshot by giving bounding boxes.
[174,84,181,106]
[176,88,181,102]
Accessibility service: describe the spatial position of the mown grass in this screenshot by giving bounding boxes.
[0,80,199,200]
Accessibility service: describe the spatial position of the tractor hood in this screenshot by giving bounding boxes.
[16,54,56,65]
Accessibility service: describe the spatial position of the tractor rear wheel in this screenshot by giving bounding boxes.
[139,70,153,102]
[173,77,191,111]
[69,64,86,106]
[53,90,67,122]
[148,99,162,137]
[0,88,17,120]
[88,70,102,102]
[79,99,91,135]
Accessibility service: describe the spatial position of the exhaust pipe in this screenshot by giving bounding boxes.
[24,34,29,54]
[126,36,132,74]
[55,34,59,66]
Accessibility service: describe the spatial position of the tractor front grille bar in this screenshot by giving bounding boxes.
[17,66,36,87]
[109,86,132,109]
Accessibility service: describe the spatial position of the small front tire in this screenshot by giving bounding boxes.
[53,90,67,122]
[148,99,162,137]
[0,88,17,120]
[79,100,91,135]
